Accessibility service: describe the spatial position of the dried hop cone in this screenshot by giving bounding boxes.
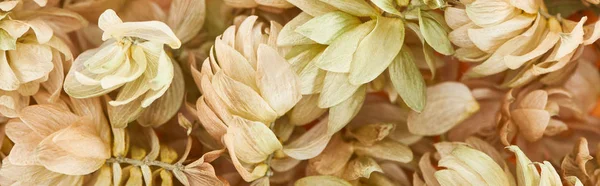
[64,9,184,128]
[427,141,576,185]
[194,16,302,182]
[277,0,453,134]
[0,98,111,185]
[0,2,86,118]
[449,0,600,85]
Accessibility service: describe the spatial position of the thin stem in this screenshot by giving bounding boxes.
[107,157,182,171]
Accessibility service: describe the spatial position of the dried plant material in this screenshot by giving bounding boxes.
[4,0,600,185]
[64,9,182,128]
[302,102,413,183]
[349,16,404,85]
[227,116,282,164]
[295,175,351,186]
[283,119,331,160]
[224,0,294,11]
[167,0,206,44]
[497,81,588,144]
[561,138,594,183]
[450,0,600,84]
[0,6,85,118]
[195,16,301,126]
[136,61,185,127]
[278,1,453,136]
[434,144,513,185]
[354,139,413,163]
[64,0,126,22]
[0,97,110,184]
[417,153,441,186]
[389,46,426,111]
[308,134,353,175]
[342,156,383,180]
[448,85,504,141]
[288,94,326,126]
[507,145,568,185]
[347,123,394,145]
[408,82,479,135]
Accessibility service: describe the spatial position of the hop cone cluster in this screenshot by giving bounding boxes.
[2,0,600,186]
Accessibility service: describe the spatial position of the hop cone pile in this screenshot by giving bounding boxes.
[3,0,600,185]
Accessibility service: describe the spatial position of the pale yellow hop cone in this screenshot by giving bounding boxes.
[433,142,515,186]
[194,15,301,182]
[278,0,453,135]
[0,2,87,118]
[428,141,571,186]
[64,9,184,128]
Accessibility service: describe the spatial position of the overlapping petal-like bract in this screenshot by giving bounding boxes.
[0,97,110,185]
[450,0,600,87]
[193,16,302,182]
[278,0,452,135]
[0,3,86,118]
[430,141,571,186]
[64,9,184,128]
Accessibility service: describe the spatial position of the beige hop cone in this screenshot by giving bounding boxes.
[0,2,87,118]
[450,0,600,86]
[64,9,185,128]
[497,72,595,145]
[277,0,453,135]
[0,97,111,185]
[193,16,302,182]
[306,130,413,182]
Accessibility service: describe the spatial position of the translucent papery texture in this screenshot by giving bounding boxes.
[560,138,600,185]
[451,0,600,86]
[447,79,506,142]
[194,15,302,182]
[277,0,453,136]
[0,97,111,185]
[301,97,415,184]
[0,4,86,118]
[497,60,600,146]
[64,9,184,128]
[423,140,572,186]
